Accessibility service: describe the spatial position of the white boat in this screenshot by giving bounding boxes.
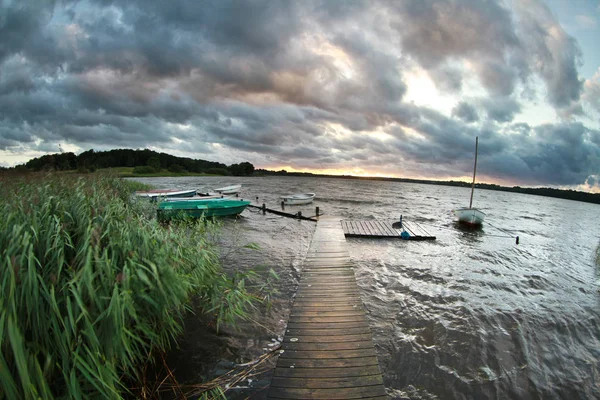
[213,184,242,195]
[164,195,228,202]
[135,189,197,199]
[280,193,315,205]
[454,136,486,226]
[454,207,486,225]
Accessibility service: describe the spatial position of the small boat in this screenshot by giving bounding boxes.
[157,198,250,221]
[280,193,315,205]
[163,194,228,202]
[454,136,486,226]
[454,207,486,225]
[135,189,197,199]
[213,184,242,195]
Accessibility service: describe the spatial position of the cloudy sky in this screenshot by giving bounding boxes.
[1,0,599,191]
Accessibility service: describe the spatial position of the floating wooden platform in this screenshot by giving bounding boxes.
[341,219,436,241]
[268,216,387,400]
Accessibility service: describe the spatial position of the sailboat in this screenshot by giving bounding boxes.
[454,136,486,225]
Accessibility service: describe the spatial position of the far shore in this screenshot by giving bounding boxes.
[111,168,600,205]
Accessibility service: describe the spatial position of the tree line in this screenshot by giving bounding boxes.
[255,169,600,205]
[9,148,255,176]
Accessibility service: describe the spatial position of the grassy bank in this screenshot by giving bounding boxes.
[0,172,256,399]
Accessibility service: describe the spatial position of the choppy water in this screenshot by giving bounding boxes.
[131,175,600,399]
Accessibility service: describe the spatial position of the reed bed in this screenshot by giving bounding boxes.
[0,173,256,399]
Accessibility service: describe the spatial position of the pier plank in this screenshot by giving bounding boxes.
[268,216,386,399]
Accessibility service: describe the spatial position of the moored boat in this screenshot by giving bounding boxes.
[454,207,486,225]
[454,136,485,226]
[135,189,197,199]
[280,193,315,205]
[164,194,228,201]
[213,184,242,195]
[157,198,250,221]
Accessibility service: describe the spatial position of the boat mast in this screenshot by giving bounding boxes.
[469,136,478,209]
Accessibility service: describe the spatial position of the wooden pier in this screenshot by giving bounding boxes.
[268,216,387,400]
[341,219,436,241]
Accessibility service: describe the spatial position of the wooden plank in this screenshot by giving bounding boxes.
[284,327,373,336]
[291,310,365,317]
[276,356,380,368]
[378,220,399,236]
[290,301,364,308]
[285,321,370,330]
[270,375,383,389]
[375,221,390,236]
[296,289,361,296]
[360,220,373,236]
[283,334,374,343]
[273,365,382,378]
[295,288,359,295]
[278,348,377,360]
[282,341,374,352]
[287,315,367,324]
[268,385,387,399]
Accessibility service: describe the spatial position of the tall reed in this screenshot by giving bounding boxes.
[0,173,255,399]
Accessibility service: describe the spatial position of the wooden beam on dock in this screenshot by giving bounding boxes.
[341,219,436,241]
[247,204,319,222]
[268,216,387,400]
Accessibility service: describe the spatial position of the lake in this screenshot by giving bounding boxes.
[130,175,600,399]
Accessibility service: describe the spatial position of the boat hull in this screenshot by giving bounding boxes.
[454,208,486,225]
[280,193,315,205]
[135,189,197,199]
[214,184,242,195]
[157,199,250,221]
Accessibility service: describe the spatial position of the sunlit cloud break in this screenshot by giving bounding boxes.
[0,0,599,192]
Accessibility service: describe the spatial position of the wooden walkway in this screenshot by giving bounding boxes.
[341,219,436,241]
[268,216,387,400]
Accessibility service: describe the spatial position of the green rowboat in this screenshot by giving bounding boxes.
[157,198,251,221]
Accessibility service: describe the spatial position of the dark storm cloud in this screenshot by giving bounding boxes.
[513,1,583,109]
[478,97,522,123]
[0,0,596,188]
[452,102,479,123]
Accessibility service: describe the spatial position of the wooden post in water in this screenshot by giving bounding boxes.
[297,211,302,219]
[316,206,320,216]
[262,203,266,215]
[281,201,285,210]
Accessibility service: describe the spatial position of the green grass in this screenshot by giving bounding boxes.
[0,172,256,399]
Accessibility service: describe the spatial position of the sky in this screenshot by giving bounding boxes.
[1,0,599,192]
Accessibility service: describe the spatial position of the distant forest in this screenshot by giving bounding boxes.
[2,148,599,204]
[8,148,255,176]
[255,169,600,205]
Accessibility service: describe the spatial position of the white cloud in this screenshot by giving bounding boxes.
[575,15,597,29]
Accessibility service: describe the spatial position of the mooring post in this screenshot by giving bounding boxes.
[256,196,259,203]
[516,236,520,245]
[262,203,266,215]
[281,201,285,210]
[316,206,320,216]
[400,215,403,228]
[297,211,302,219]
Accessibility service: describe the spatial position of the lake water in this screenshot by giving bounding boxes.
[131,175,600,399]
